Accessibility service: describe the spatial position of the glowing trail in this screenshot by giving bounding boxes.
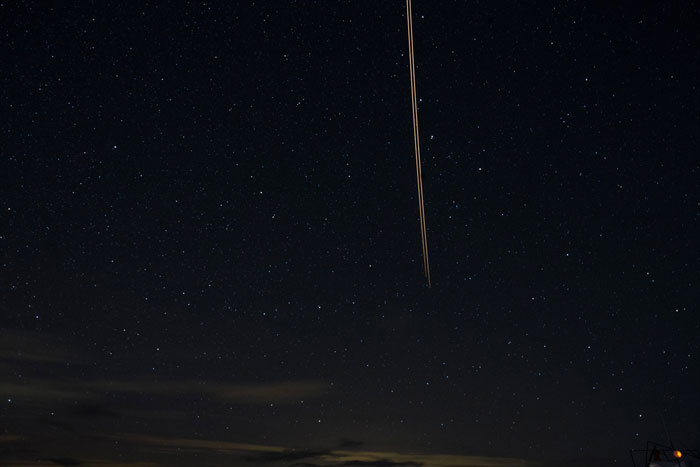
[406,0,431,287]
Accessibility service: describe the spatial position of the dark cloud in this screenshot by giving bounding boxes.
[0,448,40,464]
[43,459,82,466]
[540,457,618,467]
[38,417,76,432]
[243,449,334,463]
[71,404,120,418]
[337,439,364,450]
[101,433,535,467]
[1,378,327,405]
[286,461,423,467]
[0,329,84,365]
[335,461,423,467]
[0,435,24,443]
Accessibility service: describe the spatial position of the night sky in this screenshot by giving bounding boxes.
[2,1,699,466]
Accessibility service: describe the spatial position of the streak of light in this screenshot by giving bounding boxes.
[406,0,431,287]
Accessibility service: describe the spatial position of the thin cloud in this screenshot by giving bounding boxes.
[242,449,334,463]
[0,462,164,467]
[0,382,95,402]
[337,439,364,449]
[539,458,618,467]
[106,433,287,454]
[89,379,328,403]
[1,379,327,405]
[71,403,121,418]
[322,450,534,467]
[105,433,537,467]
[43,459,82,466]
[0,329,82,365]
[331,461,422,467]
[289,462,422,467]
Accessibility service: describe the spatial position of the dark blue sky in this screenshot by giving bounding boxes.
[1,1,699,466]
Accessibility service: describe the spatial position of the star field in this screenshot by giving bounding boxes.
[1,1,699,466]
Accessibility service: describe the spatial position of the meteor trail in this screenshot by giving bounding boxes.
[405,0,431,287]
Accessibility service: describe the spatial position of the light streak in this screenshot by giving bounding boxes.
[406,0,431,287]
